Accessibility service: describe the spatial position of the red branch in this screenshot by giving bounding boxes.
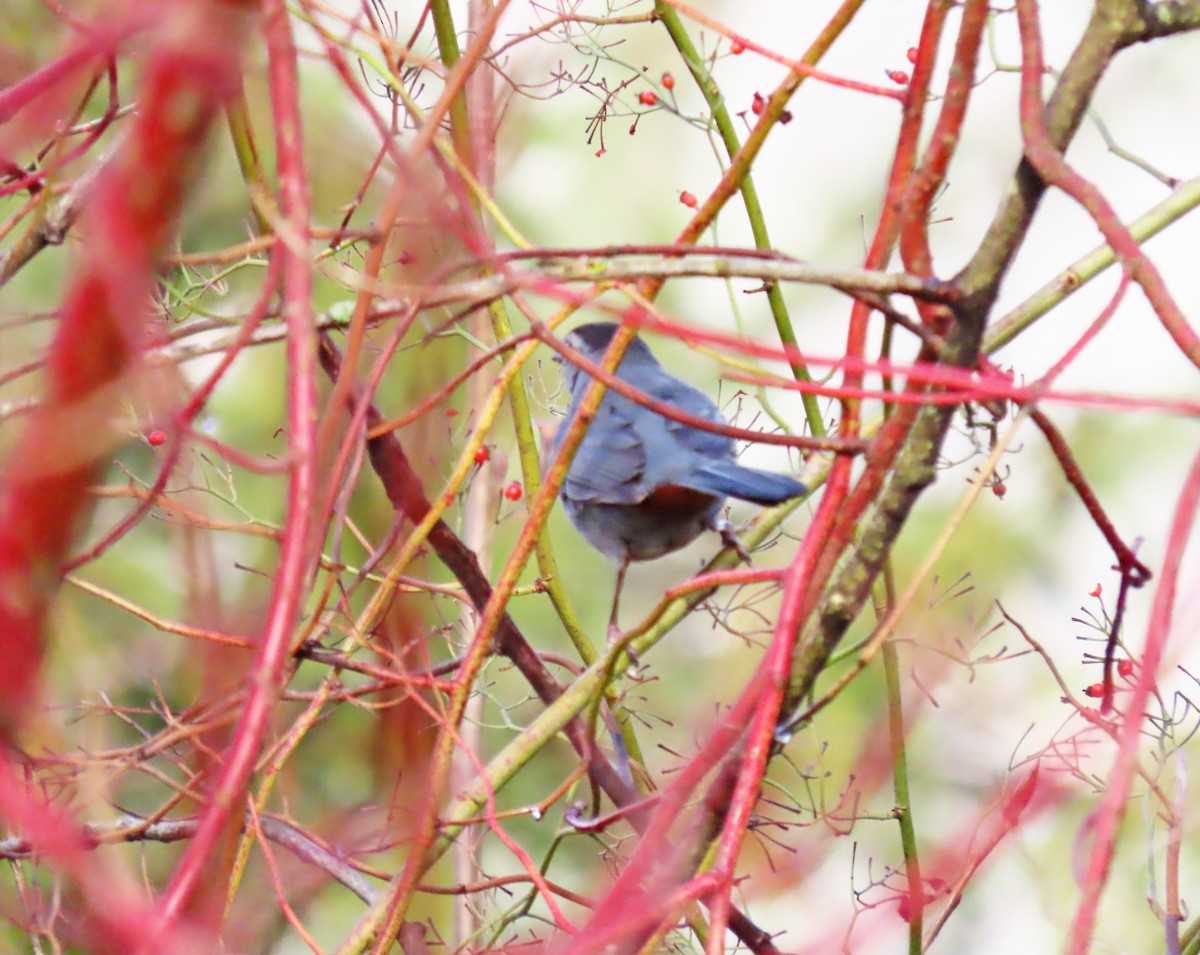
[0,0,248,732]
[899,0,988,289]
[157,0,320,926]
[64,254,284,572]
[661,0,904,102]
[1014,0,1200,371]
[705,472,846,947]
[0,32,120,124]
[0,755,203,954]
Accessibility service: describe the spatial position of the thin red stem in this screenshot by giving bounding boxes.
[157,0,318,923]
[705,474,844,948]
[1015,0,1200,370]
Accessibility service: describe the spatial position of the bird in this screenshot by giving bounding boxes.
[549,322,807,640]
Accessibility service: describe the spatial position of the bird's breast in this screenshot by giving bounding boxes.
[641,483,721,514]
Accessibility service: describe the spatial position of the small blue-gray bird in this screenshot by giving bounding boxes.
[551,322,807,638]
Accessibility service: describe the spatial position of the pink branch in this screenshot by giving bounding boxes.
[0,755,206,954]
[0,35,115,124]
[0,0,246,731]
[0,3,253,946]
[899,0,988,284]
[157,0,320,924]
[1015,0,1200,371]
[660,0,904,102]
[705,476,846,950]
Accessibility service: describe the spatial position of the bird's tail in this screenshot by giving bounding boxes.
[684,460,807,506]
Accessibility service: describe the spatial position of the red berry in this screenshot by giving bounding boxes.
[1117,659,1134,678]
[474,446,490,465]
[147,430,166,446]
[1084,683,1105,699]
[504,481,523,501]
[445,408,459,417]
[751,92,766,116]
[595,148,606,158]
[730,38,746,54]
[991,480,1006,499]
[887,70,910,85]
[906,47,918,63]
[662,72,675,90]
[639,90,658,106]
[679,191,698,208]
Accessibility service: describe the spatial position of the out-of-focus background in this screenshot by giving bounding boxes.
[1,1,1199,952]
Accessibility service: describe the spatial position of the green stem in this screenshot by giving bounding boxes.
[429,0,645,770]
[1180,912,1200,955]
[875,572,923,954]
[984,173,1200,352]
[429,0,474,168]
[654,4,820,433]
[654,1,867,438]
[223,83,275,236]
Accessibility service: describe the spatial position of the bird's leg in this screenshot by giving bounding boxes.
[607,556,644,670]
[607,555,630,644]
[710,516,753,565]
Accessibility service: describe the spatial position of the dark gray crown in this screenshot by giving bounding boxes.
[564,323,655,362]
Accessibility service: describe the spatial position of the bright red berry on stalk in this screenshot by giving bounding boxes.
[887,70,910,85]
[730,39,746,54]
[662,72,675,90]
[147,430,166,446]
[1089,583,1102,597]
[1084,683,1105,698]
[680,191,698,208]
[504,481,523,501]
[639,90,658,106]
[751,92,766,116]
[1117,659,1134,678]
[474,446,490,465]
[907,47,918,63]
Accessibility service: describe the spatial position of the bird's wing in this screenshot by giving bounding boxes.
[554,361,734,503]
[651,375,735,461]
[637,375,806,504]
[557,392,651,504]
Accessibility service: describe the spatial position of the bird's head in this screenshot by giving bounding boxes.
[558,322,657,368]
